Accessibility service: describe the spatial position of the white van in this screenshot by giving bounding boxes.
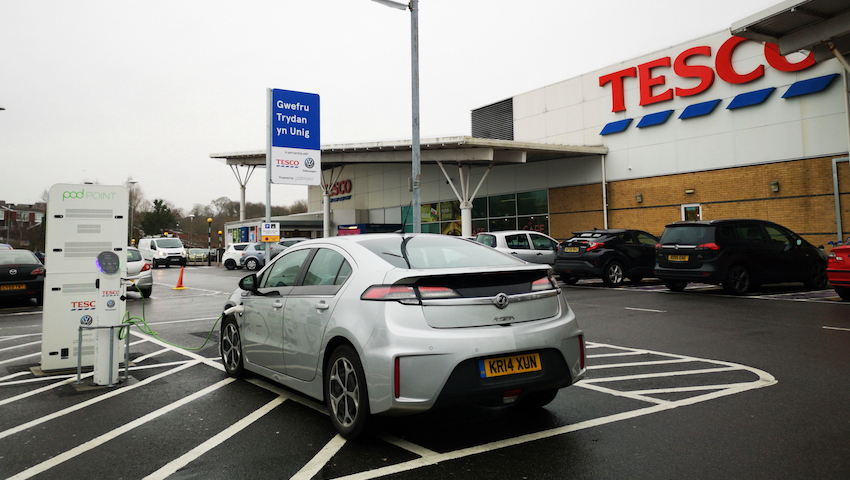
[137,237,187,268]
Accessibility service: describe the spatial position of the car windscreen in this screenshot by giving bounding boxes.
[359,235,525,269]
[660,226,714,245]
[0,251,38,265]
[155,238,183,248]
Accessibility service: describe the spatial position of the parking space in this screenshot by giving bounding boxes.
[0,322,777,479]
[564,277,846,303]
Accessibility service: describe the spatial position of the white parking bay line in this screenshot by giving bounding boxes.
[308,342,777,480]
[291,434,348,480]
[8,377,235,480]
[143,395,288,480]
[624,307,666,313]
[824,326,850,332]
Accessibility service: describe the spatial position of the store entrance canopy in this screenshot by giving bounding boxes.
[212,136,607,236]
[211,135,606,168]
[731,0,850,65]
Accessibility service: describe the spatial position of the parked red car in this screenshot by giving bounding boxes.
[827,244,850,301]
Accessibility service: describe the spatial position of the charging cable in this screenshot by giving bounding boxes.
[118,284,224,351]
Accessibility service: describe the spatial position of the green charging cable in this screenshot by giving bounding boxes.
[118,284,222,351]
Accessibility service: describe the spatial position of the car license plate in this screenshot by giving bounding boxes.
[563,247,579,253]
[1,284,26,291]
[668,255,689,262]
[479,353,542,378]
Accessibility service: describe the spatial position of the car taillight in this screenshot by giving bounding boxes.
[655,243,663,250]
[417,286,461,299]
[361,285,419,304]
[141,263,152,272]
[30,266,46,275]
[532,276,557,291]
[361,285,461,304]
[586,242,604,252]
[696,243,721,251]
[829,252,845,265]
[394,357,401,399]
[579,334,585,370]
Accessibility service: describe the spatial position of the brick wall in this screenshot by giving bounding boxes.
[548,155,850,249]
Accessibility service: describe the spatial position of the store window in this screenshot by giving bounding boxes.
[517,190,548,215]
[403,189,549,236]
[518,215,549,235]
[489,194,516,218]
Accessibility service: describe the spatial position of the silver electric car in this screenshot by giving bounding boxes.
[220,233,585,439]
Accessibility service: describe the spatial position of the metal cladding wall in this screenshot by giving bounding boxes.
[509,29,849,247]
[512,30,846,182]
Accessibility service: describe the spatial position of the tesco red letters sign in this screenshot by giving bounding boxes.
[599,36,816,113]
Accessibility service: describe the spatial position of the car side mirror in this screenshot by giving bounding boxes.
[239,274,258,292]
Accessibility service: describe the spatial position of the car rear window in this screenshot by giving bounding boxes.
[474,234,496,247]
[0,251,38,265]
[234,244,248,251]
[660,226,714,245]
[127,250,143,262]
[359,235,524,269]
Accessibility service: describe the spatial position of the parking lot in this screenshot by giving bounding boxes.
[2,266,849,479]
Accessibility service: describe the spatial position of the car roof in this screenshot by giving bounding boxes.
[476,230,555,237]
[572,229,628,234]
[664,219,772,228]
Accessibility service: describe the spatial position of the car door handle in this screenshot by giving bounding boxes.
[272,301,283,309]
[315,303,330,311]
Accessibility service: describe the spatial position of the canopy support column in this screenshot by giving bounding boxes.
[437,161,493,237]
[320,165,346,238]
[229,165,256,222]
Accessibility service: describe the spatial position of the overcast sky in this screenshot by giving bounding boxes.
[0,0,783,212]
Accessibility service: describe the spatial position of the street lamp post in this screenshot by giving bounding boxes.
[188,214,195,247]
[207,218,213,266]
[128,180,137,245]
[372,0,421,233]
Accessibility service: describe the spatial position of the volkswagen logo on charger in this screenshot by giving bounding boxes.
[493,292,510,309]
[80,315,93,326]
[305,157,315,169]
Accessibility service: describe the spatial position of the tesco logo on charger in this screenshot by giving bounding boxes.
[275,159,300,168]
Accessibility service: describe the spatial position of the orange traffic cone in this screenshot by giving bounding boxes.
[173,266,187,290]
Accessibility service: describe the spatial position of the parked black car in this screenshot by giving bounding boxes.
[554,229,660,286]
[654,219,828,294]
[0,249,46,306]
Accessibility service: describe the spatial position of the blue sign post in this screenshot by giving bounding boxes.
[268,89,321,185]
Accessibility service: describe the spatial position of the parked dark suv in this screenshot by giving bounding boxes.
[654,219,828,294]
[554,229,660,286]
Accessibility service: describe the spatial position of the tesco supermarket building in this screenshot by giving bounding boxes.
[219,4,850,249]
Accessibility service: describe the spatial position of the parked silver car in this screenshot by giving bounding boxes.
[239,242,286,271]
[126,247,153,298]
[474,230,560,267]
[220,233,585,439]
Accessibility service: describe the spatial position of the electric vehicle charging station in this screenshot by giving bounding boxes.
[41,184,128,372]
[92,251,124,385]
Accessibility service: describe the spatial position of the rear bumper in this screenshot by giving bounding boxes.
[827,268,850,287]
[654,264,725,284]
[554,259,601,278]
